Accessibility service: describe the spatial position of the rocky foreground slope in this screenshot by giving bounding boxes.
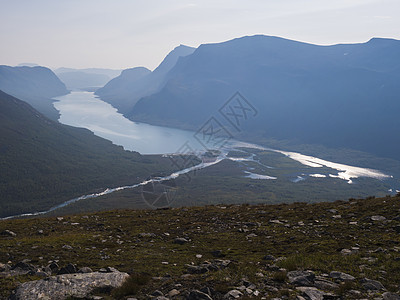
[1,194,400,299]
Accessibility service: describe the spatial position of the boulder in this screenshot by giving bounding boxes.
[57,263,77,275]
[10,270,129,300]
[360,278,386,291]
[288,270,315,286]
[329,271,355,281]
[296,287,337,300]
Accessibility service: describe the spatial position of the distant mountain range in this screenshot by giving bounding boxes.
[96,45,195,113]
[102,35,400,161]
[0,90,172,218]
[54,67,122,90]
[0,65,68,120]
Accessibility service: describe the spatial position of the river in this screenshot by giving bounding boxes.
[0,91,394,220]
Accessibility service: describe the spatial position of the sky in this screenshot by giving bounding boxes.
[1,0,399,70]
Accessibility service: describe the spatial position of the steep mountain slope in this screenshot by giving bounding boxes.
[128,35,400,161]
[95,45,195,113]
[94,67,151,106]
[0,90,172,218]
[0,65,68,120]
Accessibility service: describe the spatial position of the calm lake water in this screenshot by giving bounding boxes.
[53,91,209,154]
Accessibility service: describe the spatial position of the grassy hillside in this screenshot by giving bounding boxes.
[1,194,399,299]
[0,90,176,218]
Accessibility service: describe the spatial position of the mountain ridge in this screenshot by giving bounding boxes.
[0,65,69,120]
[127,35,400,161]
[95,44,195,113]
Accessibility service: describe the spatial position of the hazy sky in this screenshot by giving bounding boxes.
[1,0,399,70]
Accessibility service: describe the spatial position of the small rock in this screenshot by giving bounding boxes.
[174,237,189,245]
[383,292,400,300]
[265,285,279,293]
[0,263,10,272]
[151,290,164,296]
[340,249,353,255]
[139,232,156,238]
[224,289,243,299]
[168,289,180,297]
[62,244,73,250]
[371,215,386,221]
[78,267,93,273]
[99,267,118,273]
[1,230,16,237]
[246,233,257,238]
[263,254,276,261]
[186,265,208,274]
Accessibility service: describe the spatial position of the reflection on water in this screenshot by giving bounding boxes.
[53,91,207,154]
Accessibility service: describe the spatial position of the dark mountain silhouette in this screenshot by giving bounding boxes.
[128,35,400,161]
[0,65,68,120]
[96,45,195,113]
[94,67,151,110]
[0,90,167,218]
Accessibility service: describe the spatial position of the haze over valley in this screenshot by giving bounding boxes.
[1,1,400,299]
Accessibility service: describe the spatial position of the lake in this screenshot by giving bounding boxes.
[53,91,210,154]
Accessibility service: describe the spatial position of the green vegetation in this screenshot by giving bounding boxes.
[50,148,391,216]
[0,90,179,218]
[1,195,400,298]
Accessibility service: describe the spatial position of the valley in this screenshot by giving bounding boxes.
[1,6,400,297]
[8,90,388,218]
